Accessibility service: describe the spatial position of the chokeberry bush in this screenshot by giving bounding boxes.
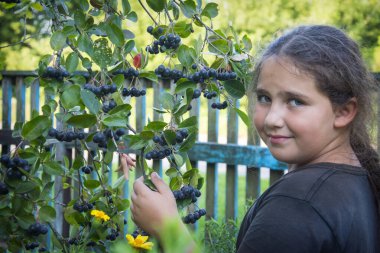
[0,0,253,252]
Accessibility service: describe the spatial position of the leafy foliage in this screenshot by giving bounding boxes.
[0,0,253,252]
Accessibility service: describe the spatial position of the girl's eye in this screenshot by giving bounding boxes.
[288,98,304,106]
[257,94,271,103]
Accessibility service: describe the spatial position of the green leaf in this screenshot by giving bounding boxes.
[39,206,56,223]
[223,80,245,99]
[175,79,197,93]
[124,40,135,54]
[50,31,66,50]
[178,116,197,128]
[61,85,82,110]
[146,0,166,12]
[43,161,65,176]
[78,0,89,11]
[106,23,125,47]
[169,176,182,190]
[242,34,252,52]
[174,21,193,38]
[165,168,179,178]
[179,132,196,152]
[144,121,167,131]
[116,199,130,211]
[84,179,100,189]
[66,114,97,128]
[78,34,93,56]
[82,58,92,69]
[109,104,132,115]
[24,77,37,88]
[180,0,196,18]
[177,45,196,67]
[122,0,131,15]
[65,52,79,73]
[140,130,155,140]
[102,115,128,127]
[14,181,38,194]
[138,71,158,82]
[80,89,101,114]
[93,38,112,69]
[208,39,230,55]
[163,130,177,145]
[201,2,218,19]
[160,92,175,110]
[126,11,138,22]
[234,107,252,129]
[21,116,50,141]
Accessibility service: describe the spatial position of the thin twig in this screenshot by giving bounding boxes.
[137,0,158,26]
[47,222,69,253]
[164,6,173,23]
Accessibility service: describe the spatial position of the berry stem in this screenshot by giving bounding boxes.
[47,222,69,253]
[137,0,158,26]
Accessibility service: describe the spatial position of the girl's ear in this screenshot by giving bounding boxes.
[334,98,358,128]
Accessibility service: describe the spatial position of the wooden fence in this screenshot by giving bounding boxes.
[2,71,378,238]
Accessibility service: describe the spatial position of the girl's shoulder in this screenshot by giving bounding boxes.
[264,162,368,202]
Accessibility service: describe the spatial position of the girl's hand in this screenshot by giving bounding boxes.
[130,172,181,237]
[119,153,136,180]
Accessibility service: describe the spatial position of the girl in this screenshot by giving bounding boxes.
[124,25,380,252]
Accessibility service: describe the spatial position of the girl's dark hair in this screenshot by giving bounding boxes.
[253,25,380,214]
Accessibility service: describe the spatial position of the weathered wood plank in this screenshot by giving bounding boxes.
[269,170,284,186]
[135,79,146,178]
[246,96,261,201]
[30,79,40,113]
[226,100,239,221]
[1,77,13,155]
[15,77,25,123]
[153,79,164,176]
[206,99,219,220]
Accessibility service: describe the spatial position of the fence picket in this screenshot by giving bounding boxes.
[226,100,239,220]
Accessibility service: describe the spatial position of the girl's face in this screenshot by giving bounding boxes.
[253,56,348,167]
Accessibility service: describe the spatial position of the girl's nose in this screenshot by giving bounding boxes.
[264,106,284,129]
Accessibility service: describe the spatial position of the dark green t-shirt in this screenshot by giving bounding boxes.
[236,163,379,253]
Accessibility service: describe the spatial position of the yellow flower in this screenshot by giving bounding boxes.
[126,234,154,250]
[90,209,110,222]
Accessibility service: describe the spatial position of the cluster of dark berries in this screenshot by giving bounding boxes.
[106,229,119,241]
[73,201,94,212]
[102,99,117,113]
[186,68,237,83]
[27,223,48,236]
[203,90,218,99]
[80,165,94,174]
[146,33,181,54]
[0,182,9,195]
[183,209,206,224]
[192,89,201,99]
[175,129,189,143]
[146,25,163,35]
[93,128,126,148]
[41,66,69,81]
[154,65,185,81]
[173,185,201,203]
[131,229,149,238]
[1,155,30,180]
[122,87,146,97]
[145,148,172,160]
[211,101,228,110]
[83,83,117,97]
[48,128,85,142]
[113,68,139,79]
[25,242,39,250]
